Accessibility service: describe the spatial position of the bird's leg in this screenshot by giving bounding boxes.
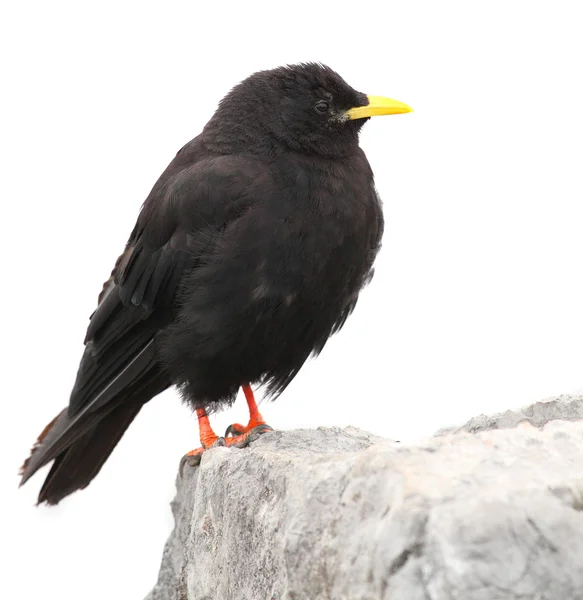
[196,408,221,448]
[225,384,269,437]
[180,408,224,472]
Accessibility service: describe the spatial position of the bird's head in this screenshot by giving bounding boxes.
[203,63,412,157]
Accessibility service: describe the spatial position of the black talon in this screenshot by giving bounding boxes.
[251,424,274,436]
[225,424,244,437]
[228,424,274,448]
[179,452,202,477]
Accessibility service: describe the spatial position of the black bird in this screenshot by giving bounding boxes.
[20,63,412,504]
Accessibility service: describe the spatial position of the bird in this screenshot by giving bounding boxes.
[19,63,412,505]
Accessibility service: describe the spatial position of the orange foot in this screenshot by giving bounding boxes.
[225,383,267,437]
[179,385,272,476]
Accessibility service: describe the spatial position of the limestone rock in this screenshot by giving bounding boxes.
[147,397,583,600]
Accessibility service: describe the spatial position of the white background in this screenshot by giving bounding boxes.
[2,1,583,598]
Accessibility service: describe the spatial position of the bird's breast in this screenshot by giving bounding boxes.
[253,154,382,308]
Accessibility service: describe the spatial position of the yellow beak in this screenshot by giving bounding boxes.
[346,95,413,120]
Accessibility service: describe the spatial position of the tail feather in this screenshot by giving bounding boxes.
[37,398,144,505]
[19,340,170,504]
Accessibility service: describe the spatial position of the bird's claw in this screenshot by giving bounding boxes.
[227,424,274,447]
[179,452,201,477]
[180,426,273,477]
[179,436,226,477]
[225,423,245,437]
[225,422,273,438]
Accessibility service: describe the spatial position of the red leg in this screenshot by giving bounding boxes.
[225,384,268,436]
[195,408,220,448]
[180,408,221,471]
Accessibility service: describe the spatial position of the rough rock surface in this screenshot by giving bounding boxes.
[147,396,583,600]
[436,394,583,435]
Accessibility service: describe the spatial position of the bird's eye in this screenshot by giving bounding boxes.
[315,100,329,114]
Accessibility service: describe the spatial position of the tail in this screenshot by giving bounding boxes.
[19,341,169,505]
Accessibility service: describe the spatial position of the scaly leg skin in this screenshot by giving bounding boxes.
[225,384,269,437]
[180,391,273,476]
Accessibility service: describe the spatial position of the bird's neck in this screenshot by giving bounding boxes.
[201,106,284,157]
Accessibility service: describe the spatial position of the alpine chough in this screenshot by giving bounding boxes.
[20,63,412,504]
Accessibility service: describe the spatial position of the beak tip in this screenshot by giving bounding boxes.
[347,96,414,120]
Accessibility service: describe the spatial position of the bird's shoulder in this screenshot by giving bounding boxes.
[95,149,276,315]
[137,153,274,238]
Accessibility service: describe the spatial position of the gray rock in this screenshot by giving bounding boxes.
[436,394,583,435]
[147,400,583,600]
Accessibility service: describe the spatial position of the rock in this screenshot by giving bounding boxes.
[146,397,583,600]
[436,394,583,435]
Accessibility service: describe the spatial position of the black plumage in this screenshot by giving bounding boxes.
[20,63,411,504]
